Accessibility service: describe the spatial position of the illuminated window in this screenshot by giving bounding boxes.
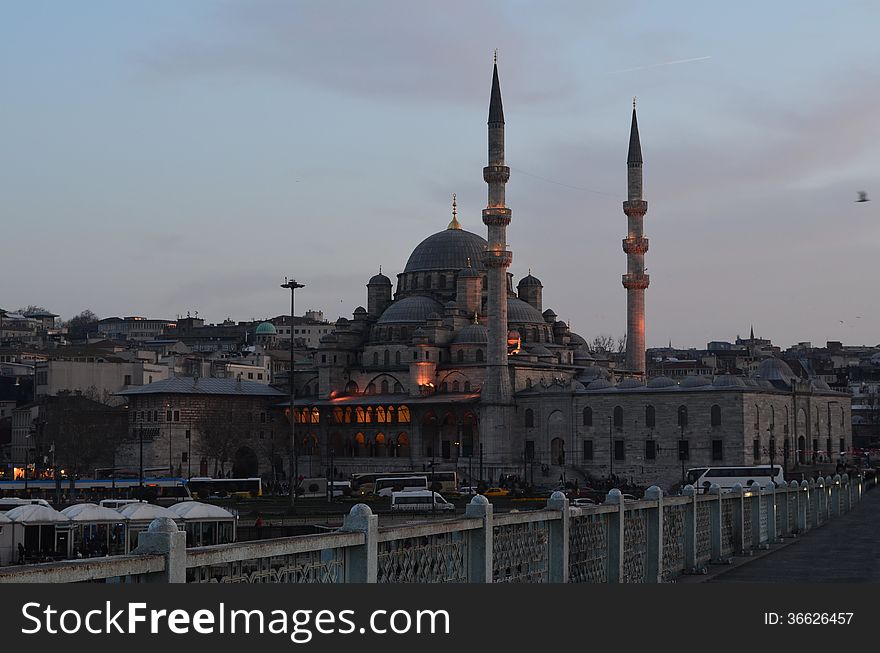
[398,406,410,423]
[356,407,365,423]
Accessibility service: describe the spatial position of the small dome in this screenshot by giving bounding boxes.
[377,296,444,324]
[528,344,553,356]
[427,312,441,321]
[542,309,557,322]
[753,358,798,386]
[574,348,595,362]
[587,378,614,390]
[508,298,547,324]
[618,378,645,389]
[569,332,587,347]
[453,323,488,344]
[404,229,488,273]
[713,375,746,388]
[335,317,350,326]
[647,376,677,388]
[368,272,392,285]
[353,306,367,315]
[517,273,543,288]
[254,321,277,335]
[680,375,712,388]
[577,366,605,382]
[458,265,481,279]
[571,380,586,391]
[444,300,457,309]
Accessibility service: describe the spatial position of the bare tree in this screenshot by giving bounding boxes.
[64,309,99,340]
[616,334,627,354]
[589,334,616,354]
[195,410,248,477]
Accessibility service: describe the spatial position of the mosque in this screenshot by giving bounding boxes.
[288,61,850,490]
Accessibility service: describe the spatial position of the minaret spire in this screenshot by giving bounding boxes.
[622,101,649,375]
[481,54,514,462]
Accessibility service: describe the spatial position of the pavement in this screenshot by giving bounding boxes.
[702,487,880,583]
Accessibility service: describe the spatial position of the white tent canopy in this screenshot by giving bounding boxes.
[62,503,129,523]
[6,504,71,525]
[166,501,234,521]
[117,503,180,522]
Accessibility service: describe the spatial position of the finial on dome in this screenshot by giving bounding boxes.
[473,312,479,324]
[466,257,471,268]
[447,193,461,230]
[379,265,382,274]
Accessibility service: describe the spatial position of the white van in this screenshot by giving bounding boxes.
[390,490,454,512]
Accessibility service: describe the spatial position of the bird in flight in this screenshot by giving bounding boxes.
[856,191,870,202]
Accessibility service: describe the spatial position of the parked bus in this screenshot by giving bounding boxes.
[351,471,419,496]
[297,477,351,498]
[374,476,428,497]
[686,466,785,492]
[186,477,262,499]
[390,490,454,512]
[0,478,190,504]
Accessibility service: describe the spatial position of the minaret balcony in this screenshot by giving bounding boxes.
[483,165,510,184]
[482,249,513,268]
[622,237,649,254]
[623,200,648,215]
[622,273,650,290]
[482,207,511,226]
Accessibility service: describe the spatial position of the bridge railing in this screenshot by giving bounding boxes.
[0,473,869,583]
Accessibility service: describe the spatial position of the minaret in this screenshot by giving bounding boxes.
[622,99,649,375]
[481,55,514,465]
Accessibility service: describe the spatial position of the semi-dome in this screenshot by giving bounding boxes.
[377,296,444,324]
[713,375,746,388]
[587,378,614,390]
[528,344,553,356]
[508,298,547,324]
[680,375,712,388]
[403,229,487,273]
[453,323,488,344]
[647,376,677,388]
[254,321,276,335]
[574,347,595,362]
[517,273,542,287]
[569,332,588,347]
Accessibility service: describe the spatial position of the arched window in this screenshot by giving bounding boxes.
[386,406,395,423]
[525,409,534,428]
[525,378,532,389]
[393,382,404,393]
[344,407,352,423]
[365,407,373,423]
[395,351,401,365]
[397,406,410,423]
[711,404,722,427]
[457,350,464,363]
[381,379,389,394]
[582,407,593,427]
[475,349,484,362]
[613,406,623,430]
[439,275,446,289]
[310,407,320,423]
[425,275,432,289]
[440,382,448,393]
[356,407,365,423]
[678,405,688,429]
[345,381,359,394]
[383,350,390,366]
[645,405,655,428]
[376,406,386,423]
[366,382,376,395]
[372,352,379,366]
[333,407,343,424]
[452,380,460,392]
[464,381,471,392]
[401,327,409,341]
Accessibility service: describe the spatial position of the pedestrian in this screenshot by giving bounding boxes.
[255,512,265,539]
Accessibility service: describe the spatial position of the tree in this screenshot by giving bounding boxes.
[65,310,100,341]
[195,410,248,477]
[589,334,616,354]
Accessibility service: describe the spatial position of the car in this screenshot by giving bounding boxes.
[570,498,597,508]
[482,487,510,497]
[622,493,639,502]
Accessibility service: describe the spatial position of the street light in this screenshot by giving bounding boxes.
[608,416,613,480]
[281,277,305,510]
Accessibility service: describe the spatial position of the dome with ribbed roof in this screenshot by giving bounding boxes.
[453,323,488,344]
[618,378,645,389]
[680,375,712,388]
[368,271,391,285]
[403,229,487,273]
[753,358,798,386]
[587,378,614,390]
[713,375,746,388]
[647,376,677,388]
[377,296,444,324]
[517,274,542,288]
[254,321,276,335]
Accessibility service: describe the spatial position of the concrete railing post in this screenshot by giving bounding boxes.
[464,494,494,583]
[644,486,663,583]
[546,491,570,583]
[134,517,187,583]
[831,474,841,517]
[813,478,824,526]
[340,504,378,583]
[824,476,834,521]
[766,482,778,544]
[605,489,625,583]
[841,474,851,513]
[731,483,745,554]
[750,483,766,549]
[709,484,724,563]
[777,482,789,537]
[798,480,809,532]
[682,485,698,571]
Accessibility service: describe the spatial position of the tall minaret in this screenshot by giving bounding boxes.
[481,56,514,464]
[622,99,649,375]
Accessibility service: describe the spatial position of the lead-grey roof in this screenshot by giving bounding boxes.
[508,298,547,324]
[116,377,285,397]
[376,296,444,324]
[403,229,487,273]
[453,323,488,344]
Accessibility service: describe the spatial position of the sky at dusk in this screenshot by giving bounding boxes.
[2,1,878,349]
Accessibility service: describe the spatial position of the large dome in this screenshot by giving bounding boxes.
[403,228,487,273]
[377,296,444,324]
